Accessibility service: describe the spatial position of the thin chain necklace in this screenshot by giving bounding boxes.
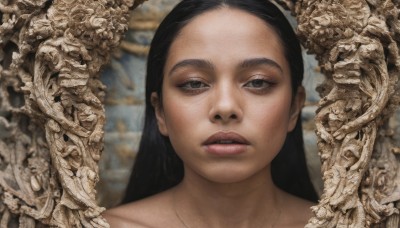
[174,204,191,228]
[173,190,282,228]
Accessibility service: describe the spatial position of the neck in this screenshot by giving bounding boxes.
[173,166,281,228]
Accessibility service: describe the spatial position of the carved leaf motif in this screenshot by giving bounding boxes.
[284,0,400,227]
[0,0,146,227]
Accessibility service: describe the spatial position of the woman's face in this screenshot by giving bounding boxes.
[152,7,304,184]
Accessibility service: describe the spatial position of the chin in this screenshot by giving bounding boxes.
[198,165,268,185]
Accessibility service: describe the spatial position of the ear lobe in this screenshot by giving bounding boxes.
[288,86,305,132]
[151,92,169,136]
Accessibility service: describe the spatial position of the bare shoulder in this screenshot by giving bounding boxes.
[278,190,316,228]
[103,210,149,228]
[102,190,177,228]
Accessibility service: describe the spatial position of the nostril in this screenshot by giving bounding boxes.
[213,113,237,121]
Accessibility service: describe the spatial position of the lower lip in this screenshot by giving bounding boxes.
[204,144,247,155]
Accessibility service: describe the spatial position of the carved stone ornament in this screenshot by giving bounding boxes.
[0,0,399,227]
[276,0,400,227]
[0,0,145,227]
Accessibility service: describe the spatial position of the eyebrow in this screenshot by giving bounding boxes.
[168,59,215,76]
[168,57,283,76]
[239,57,283,73]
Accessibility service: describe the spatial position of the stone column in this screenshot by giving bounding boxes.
[0,0,143,227]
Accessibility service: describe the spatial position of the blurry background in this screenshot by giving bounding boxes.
[97,0,326,208]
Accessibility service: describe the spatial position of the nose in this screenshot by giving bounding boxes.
[209,83,243,124]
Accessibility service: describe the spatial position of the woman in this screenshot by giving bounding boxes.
[104,0,318,227]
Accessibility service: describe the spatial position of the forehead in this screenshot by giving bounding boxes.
[165,7,288,74]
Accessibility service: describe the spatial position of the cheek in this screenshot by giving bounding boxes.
[161,99,207,165]
[260,103,291,129]
[248,95,292,146]
[161,92,208,150]
[163,99,202,131]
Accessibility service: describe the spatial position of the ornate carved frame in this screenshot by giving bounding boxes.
[0,0,399,227]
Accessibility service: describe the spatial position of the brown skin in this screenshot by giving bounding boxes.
[104,7,315,228]
[104,187,313,228]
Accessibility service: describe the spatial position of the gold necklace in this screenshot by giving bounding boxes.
[173,191,282,228]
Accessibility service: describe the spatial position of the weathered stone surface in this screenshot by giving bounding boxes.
[0,0,142,227]
[292,0,400,226]
[97,132,142,207]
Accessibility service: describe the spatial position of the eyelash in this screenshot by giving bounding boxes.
[243,78,275,90]
[177,79,210,94]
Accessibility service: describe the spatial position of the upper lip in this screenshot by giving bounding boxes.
[203,131,250,145]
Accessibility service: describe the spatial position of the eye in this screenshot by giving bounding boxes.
[178,79,209,93]
[184,81,208,89]
[244,79,272,89]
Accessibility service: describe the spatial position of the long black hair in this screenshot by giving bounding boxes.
[121,0,318,204]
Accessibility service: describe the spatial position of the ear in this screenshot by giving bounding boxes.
[151,92,169,136]
[287,86,305,132]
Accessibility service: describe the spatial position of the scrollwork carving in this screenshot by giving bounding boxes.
[290,0,400,227]
[0,0,145,227]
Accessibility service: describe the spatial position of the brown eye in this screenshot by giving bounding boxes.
[178,80,209,92]
[244,79,271,88]
[186,81,207,89]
